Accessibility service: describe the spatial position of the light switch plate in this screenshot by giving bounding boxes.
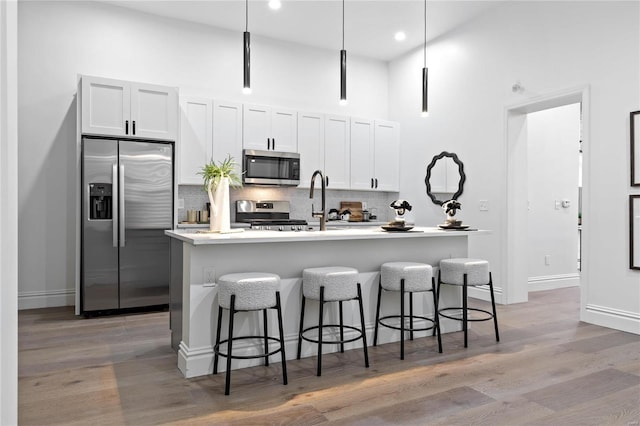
[178,198,185,209]
[479,200,489,211]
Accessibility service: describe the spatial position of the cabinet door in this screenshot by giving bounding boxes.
[130,82,178,141]
[178,97,212,185]
[324,115,350,189]
[297,112,325,188]
[213,100,243,179]
[81,76,130,137]
[243,104,271,150]
[373,120,400,192]
[270,108,298,152]
[350,118,374,190]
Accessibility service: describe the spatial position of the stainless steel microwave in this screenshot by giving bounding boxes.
[243,149,301,186]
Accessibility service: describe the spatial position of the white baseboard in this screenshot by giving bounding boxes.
[18,289,75,310]
[528,273,580,292]
[583,304,640,335]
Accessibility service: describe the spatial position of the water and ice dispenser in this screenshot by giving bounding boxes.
[89,183,112,220]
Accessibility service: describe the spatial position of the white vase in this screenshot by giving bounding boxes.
[209,177,231,233]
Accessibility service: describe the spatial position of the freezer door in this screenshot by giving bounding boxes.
[118,140,173,308]
[82,138,119,311]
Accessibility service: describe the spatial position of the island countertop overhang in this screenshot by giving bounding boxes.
[165,227,490,246]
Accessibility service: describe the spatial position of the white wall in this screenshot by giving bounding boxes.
[1,0,19,422]
[17,1,389,308]
[389,2,640,333]
[527,104,580,290]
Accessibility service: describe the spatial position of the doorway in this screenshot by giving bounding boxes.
[502,86,589,305]
[526,103,582,292]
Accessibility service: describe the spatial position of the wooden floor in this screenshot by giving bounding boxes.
[19,287,640,425]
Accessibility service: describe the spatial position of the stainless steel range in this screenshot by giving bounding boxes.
[236,200,308,231]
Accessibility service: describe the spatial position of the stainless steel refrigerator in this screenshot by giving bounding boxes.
[81,137,174,313]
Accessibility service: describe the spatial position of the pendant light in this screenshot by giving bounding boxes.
[339,0,347,105]
[242,0,251,95]
[421,0,428,116]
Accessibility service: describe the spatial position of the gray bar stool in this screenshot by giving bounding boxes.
[213,272,287,395]
[437,258,500,348]
[373,262,442,360]
[296,266,369,376]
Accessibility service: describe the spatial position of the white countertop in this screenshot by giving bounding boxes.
[165,226,489,246]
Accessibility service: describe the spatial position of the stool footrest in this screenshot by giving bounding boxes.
[378,314,437,333]
[300,324,364,345]
[214,335,284,360]
[438,307,495,322]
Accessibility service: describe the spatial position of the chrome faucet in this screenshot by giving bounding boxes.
[309,170,327,231]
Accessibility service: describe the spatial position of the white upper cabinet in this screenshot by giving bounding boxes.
[349,119,399,191]
[213,100,243,179]
[178,97,212,185]
[243,104,297,152]
[324,115,350,189]
[350,118,375,190]
[373,120,400,192]
[81,75,178,141]
[297,112,325,188]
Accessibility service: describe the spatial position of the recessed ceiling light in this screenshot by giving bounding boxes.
[268,0,282,10]
[394,32,406,42]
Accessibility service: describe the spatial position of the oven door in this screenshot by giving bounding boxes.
[243,149,300,186]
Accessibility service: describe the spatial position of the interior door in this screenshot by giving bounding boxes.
[118,140,173,308]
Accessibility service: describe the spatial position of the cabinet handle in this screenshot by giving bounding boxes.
[267,138,271,150]
[325,176,329,187]
[272,138,275,150]
[132,121,136,135]
[371,178,374,189]
[125,120,129,134]
[375,178,378,188]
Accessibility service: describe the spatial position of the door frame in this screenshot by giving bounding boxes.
[502,85,590,304]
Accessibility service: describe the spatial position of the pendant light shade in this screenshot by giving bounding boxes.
[242,0,251,95]
[421,0,429,116]
[339,0,347,105]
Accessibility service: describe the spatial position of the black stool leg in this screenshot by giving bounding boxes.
[357,283,369,368]
[297,295,306,360]
[224,295,236,395]
[213,305,223,374]
[317,286,325,376]
[432,276,442,353]
[373,277,382,346]
[409,291,414,341]
[275,292,288,385]
[463,274,468,348]
[339,300,345,353]
[400,278,405,360]
[263,308,269,367]
[489,272,500,342]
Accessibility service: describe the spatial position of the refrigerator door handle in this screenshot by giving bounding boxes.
[119,164,125,247]
[112,164,119,248]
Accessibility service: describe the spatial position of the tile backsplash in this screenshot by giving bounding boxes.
[178,185,399,223]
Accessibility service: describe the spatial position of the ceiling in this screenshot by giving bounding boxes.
[104,0,501,61]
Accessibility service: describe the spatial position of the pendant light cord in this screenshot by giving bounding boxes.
[423,0,427,68]
[342,0,345,50]
[246,0,248,32]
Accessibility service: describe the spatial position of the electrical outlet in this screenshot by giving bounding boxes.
[479,200,489,211]
[203,267,216,286]
[555,200,561,210]
[177,198,185,209]
[544,255,551,265]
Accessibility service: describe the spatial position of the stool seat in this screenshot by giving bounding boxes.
[218,272,280,310]
[381,262,434,292]
[213,272,287,395]
[439,258,490,286]
[303,266,358,301]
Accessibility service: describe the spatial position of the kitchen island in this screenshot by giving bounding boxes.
[166,227,489,378]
